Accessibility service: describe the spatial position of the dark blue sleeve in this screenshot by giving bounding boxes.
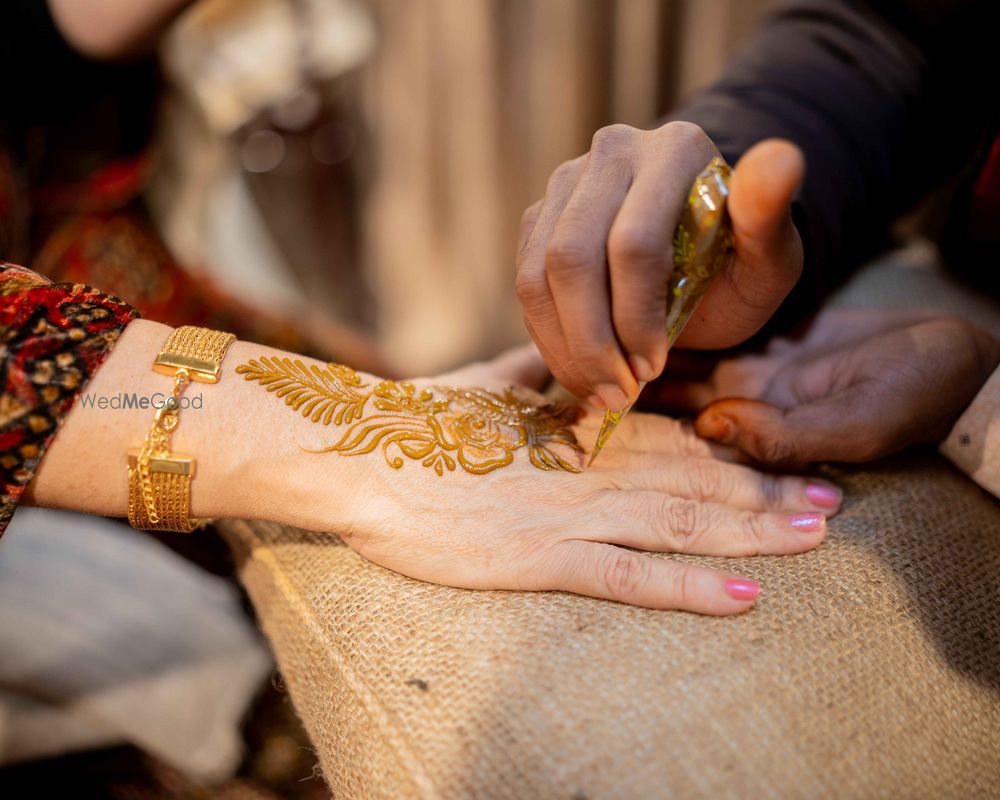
[670,0,996,328]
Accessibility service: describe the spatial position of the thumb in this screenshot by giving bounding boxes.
[675,139,805,350]
[694,394,876,467]
[728,138,805,265]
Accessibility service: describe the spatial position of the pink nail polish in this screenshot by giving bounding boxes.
[805,482,841,508]
[725,578,760,601]
[587,394,605,410]
[787,512,825,532]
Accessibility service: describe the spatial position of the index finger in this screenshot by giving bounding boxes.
[544,126,640,407]
[515,157,590,396]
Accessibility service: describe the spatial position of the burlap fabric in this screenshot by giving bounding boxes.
[219,453,1000,798]
[218,250,1000,797]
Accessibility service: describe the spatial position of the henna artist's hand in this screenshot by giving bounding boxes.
[515,123,804,410]
[247,344,841,615]
[656,308,1000,468]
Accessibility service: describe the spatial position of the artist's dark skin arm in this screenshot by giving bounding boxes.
[516,0,993,410]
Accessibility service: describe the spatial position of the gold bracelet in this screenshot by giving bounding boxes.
[127,326,236,532]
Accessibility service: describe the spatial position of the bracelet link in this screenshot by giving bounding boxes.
[127,326,235,533]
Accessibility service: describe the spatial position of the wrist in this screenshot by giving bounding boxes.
[188,339,374,532]
[28,320,366,533]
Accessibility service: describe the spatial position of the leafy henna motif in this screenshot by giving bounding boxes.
[235,359,583,475]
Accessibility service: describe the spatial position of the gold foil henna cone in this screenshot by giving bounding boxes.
[588,156,734,466]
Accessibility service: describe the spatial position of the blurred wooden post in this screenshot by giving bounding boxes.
[362,0,774,374]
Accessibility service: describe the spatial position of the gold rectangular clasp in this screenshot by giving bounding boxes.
[127,449,197,476]
[153,353,223,383]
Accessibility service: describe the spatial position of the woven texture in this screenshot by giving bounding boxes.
[219,454,1000,798]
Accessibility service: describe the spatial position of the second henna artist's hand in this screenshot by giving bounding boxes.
[29,321,842,615]
[648,308,1000,468]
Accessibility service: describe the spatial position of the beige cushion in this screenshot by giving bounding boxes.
[219,454,1000,797]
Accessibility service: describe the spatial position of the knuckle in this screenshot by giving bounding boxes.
[661,120,710,149]
[546,236,596,278]
[519,202,541,229]
[547,157,584,192]
[600,550,648,600]
[685,459,726,502]
[510,534,563,589]
[668,564,698,609]
[758,473,785,509]
[739,512,767,555]
[514,269,546,304]
[660,498,702,552]
[608,224,664,268]
[590,123,637,156]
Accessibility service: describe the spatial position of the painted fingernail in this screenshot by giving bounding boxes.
[629,354,654,382]
[805,482,841,508]
[787,512,825,533]
[596,383,629,411]
[587,394,606,410]
[725,578,760,601]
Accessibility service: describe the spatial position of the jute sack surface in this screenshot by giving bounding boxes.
[218,453,1000,799]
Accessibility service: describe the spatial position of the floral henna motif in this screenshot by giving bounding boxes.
[235,357,583,475]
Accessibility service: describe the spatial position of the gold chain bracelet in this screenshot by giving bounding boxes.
[127,326,235,532]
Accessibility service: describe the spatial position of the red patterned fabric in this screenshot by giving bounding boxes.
[0,262,138,535]
[0,140,329,359]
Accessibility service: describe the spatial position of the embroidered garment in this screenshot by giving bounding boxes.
[0,262,138,535]
[0,0,347,364]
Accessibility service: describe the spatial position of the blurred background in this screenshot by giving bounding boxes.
[151,0,777,376]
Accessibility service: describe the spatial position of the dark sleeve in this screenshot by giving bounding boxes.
[0,262,139,536]
[0,1,87,107]
[0,1,73,58]
[0,1,157,159]
[670,0,995,326]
